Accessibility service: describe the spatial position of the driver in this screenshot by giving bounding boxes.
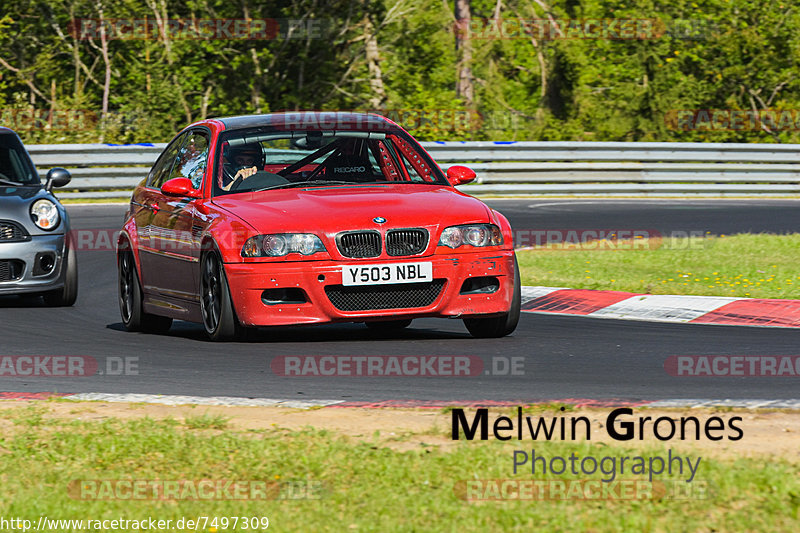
[221,143,263,191]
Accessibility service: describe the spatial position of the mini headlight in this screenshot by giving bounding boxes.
[30,199,60,230]
[438,224,503,249]
[242,233,326,257]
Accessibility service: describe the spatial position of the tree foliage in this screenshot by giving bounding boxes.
[1,0,799,143]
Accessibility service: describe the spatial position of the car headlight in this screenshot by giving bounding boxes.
[241,233,326,257]
[30,199,60,230]
[438,224,503,248]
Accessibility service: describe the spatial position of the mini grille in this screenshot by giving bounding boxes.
[325,280,445,311]
[386,229,428,256]
[337,231,381,258]
[0,221,28,242]
[0,260,24,282]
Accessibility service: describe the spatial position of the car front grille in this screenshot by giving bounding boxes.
[386,229,428,256]
[0,221,28,242]
[325,280,445,311]
[0,260,25,282]
[337,231,381,258]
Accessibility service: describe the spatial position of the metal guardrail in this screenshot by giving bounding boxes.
[27,141,800,199]
[28,143,163,198]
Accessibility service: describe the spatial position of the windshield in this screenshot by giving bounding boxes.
[213,128,447,196]
[0,134,39,186]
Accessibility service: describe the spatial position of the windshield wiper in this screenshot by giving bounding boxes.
[252,180,355,192]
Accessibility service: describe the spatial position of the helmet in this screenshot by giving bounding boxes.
[228,143,263,171]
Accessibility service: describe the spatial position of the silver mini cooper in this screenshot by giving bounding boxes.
[0,127,77,305]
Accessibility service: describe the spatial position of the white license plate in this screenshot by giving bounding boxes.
[342,262,433,286]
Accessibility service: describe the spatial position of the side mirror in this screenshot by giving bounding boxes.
[46,167,71,190]
[161,177,201,198]
[446,165,476,186]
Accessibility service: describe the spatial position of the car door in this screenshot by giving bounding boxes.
[147,129,210,302]
[135,131,186,295]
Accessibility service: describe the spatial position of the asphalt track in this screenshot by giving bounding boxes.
[0,200,798,402]
[495,198,800,236]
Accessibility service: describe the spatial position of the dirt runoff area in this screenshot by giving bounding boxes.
[2,400,799,462]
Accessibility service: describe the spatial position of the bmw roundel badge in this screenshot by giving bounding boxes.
[373,216,387,224]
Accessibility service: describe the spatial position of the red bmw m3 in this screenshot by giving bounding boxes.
[117,112,519,340]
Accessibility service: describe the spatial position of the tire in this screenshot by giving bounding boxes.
[200,251,244,341]
[118,249,173,334]
[43,241,78,307]
[365,319,413,330]
[463,254,521,338]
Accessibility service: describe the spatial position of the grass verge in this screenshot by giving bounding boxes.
[0,405,798,532]
[517,233,800,299]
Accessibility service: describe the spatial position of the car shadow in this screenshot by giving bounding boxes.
[106,320,473,343]
[0,295,48,308]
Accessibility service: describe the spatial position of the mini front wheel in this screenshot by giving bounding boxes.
[43,242,78,307]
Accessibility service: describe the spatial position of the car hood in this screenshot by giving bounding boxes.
[0,185,44,202]
[211,184,492,235]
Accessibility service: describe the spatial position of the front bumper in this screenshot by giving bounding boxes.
[225,250,515,327]
[0,234,66,295]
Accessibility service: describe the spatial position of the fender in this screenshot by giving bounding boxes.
[200,215,256,264]
[117,219,144,278]
[491,209,515,251]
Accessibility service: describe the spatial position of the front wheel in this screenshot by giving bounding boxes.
[43,243,78,307]
[463,254,521,338]
[200,251,244,341]
[118,249,173,334]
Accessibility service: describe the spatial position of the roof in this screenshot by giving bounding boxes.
[214,111,396,131]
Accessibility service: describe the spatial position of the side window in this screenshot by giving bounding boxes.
[0,135,37,183]
[148,133,186,189]
[8,149,34,182]
[170,130,209,189]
